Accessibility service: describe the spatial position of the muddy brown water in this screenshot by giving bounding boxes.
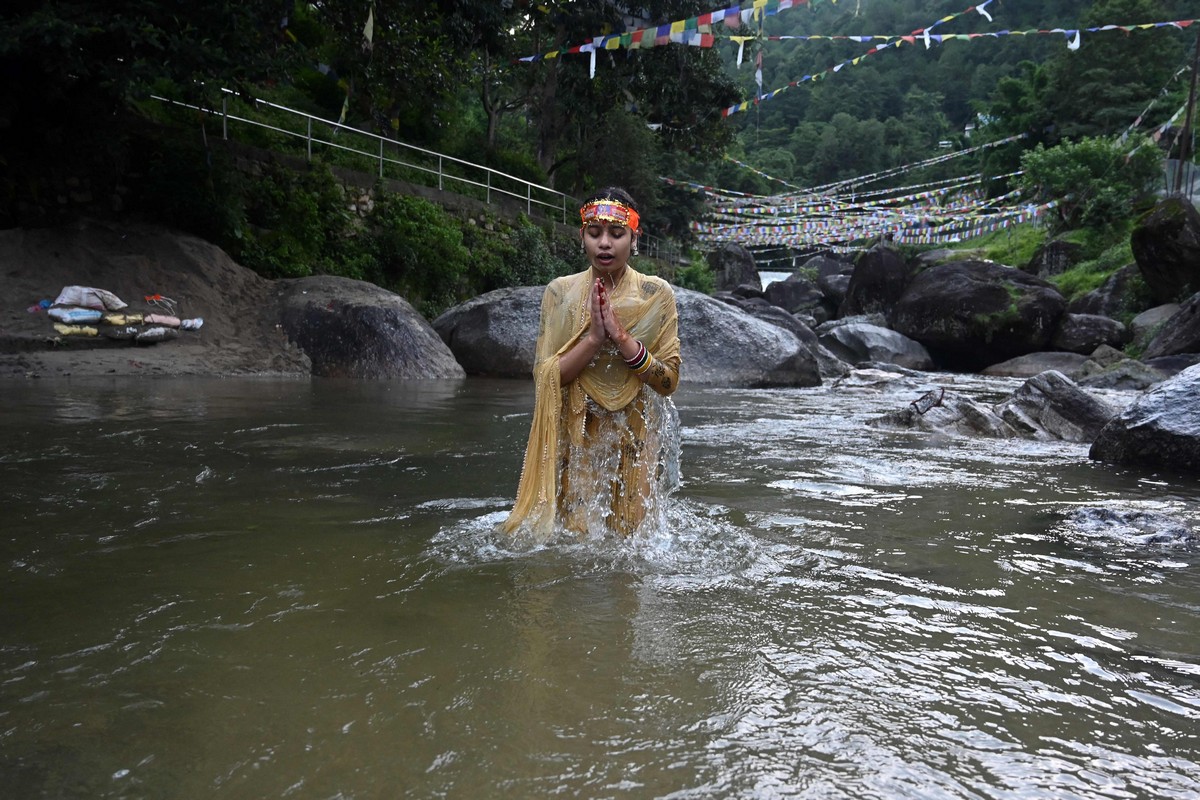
[2,375,1198,798]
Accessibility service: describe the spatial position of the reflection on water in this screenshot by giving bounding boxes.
[1,375,1198,799]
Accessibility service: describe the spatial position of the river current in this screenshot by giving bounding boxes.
[2,375,1198,799]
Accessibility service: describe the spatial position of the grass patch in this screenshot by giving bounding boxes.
[955,222,1047,267]
[1049,239,1135,301]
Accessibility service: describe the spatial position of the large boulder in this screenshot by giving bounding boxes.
[709,243,761,293]
[1129,303,1181,348]
[1027,238,1084,279]
[993,370,1115,442]
[1143,291,1200,359]
[1066,264,1148,319]
[717,296,850,380]
[677,287,821,387]
[869,371,1113,443]
[432,286,539,377]
[1130,197,1200,303]
[889,260,1067,371]
[1050,312,1129,354]
[1090,363,1200,472]
[982,352,1089,379]
[839,245,913,317]
[817,322,933,371]
[432,285,821,388]
[764,274,832,323]
[1073,344,1168,392]
[278,276,464,379]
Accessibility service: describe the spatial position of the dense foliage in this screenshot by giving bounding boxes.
[2,0,1195,310]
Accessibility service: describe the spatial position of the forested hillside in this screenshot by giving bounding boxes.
[711,0,1193,194]
[1,0,1196,301]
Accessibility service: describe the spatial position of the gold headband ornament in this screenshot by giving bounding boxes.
[580,200,640,232]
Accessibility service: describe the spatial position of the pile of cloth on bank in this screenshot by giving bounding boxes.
[46,286,204,345]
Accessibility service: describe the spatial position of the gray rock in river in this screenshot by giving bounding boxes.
[1089,363,1200,473]
[888,260,1066,372]
[818,321,933,371]
[1143,290,1200,360]
[993,370,1115,442]
[432,287,538,377]
[277,276,465,379]
[432,285,822,388]
[868,370,1113,443]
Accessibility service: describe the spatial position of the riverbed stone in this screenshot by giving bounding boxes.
[1090,363,1200,472]
[1142,291,1200,359]
[710,242,761,292]
[1130,303,1181,347]
[889,260,1067,371]
[277,275,464,379]
[981,352,1089,379]
[993,370,1114,443]
[1130,196,1200,303]
[1066,263,1149,319]
[1050,312,1129,354]
[1060,508,1197,547]
[869,371,1112,443]
[817,322,933,371]
[720,297,850,379]
[839,245,912,317]
[432,285,822,388]
[676,287,821,387]
[432,286,539,377]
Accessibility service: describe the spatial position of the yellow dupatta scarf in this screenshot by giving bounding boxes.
[503,266,681,541]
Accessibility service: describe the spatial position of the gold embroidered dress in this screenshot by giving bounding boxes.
[504,266,681,542]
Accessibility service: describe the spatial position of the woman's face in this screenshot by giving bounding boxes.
[581,220,637,276]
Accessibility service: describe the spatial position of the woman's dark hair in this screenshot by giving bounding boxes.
[583,186,639,213]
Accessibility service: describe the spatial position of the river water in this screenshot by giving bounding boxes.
[2,375,1199,799]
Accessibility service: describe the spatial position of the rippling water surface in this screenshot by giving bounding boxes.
[2,375,1199,799]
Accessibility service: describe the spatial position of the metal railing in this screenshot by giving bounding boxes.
[150,89,680,264]
[151,89,574,224]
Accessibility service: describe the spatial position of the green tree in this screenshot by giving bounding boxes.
[1043,0,1187,141]
[1019,135,1163,233]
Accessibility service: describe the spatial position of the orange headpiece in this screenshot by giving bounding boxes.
[579,199,640,232]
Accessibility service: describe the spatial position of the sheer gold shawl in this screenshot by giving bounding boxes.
[503,266,681,541]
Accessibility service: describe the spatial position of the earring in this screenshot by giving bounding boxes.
[580,240,586,253]
[632,239,639,256]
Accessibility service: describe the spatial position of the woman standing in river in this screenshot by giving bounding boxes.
[503,187,682,543]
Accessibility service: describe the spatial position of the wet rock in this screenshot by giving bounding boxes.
[710,243,761,293]
[433,285,822,388]
[676,288,821,387]
[1050,313,1129,354]
[1130,197,1200,303]
[1090,363,1200,472]
[818,322,933,371]
[868,389,1015,438]
[840,245,913,317]
[432,286,539,377]
[993,370,1115,442]
[279,276,464,379]
[1076,357,1167,391]
[982,352,1089,379]
[889,260,1067,372]
[723,297,849,380]
[1143,291,1200,359]
[869,371,1113,443]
